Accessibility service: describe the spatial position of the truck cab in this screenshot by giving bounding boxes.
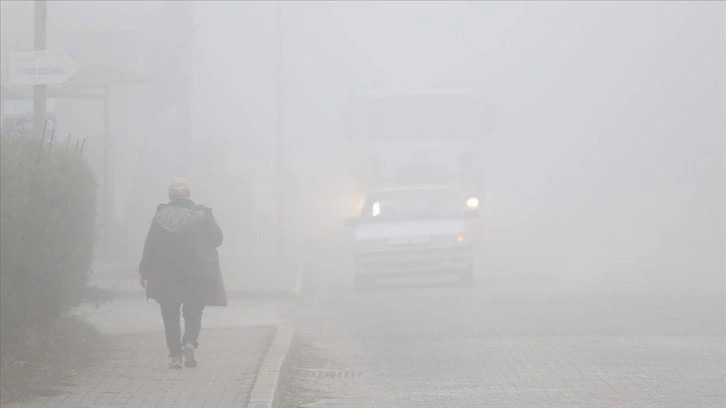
[343,89,490,290]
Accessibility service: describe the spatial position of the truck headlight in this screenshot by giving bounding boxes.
[466,197,479,210]
[371,201,381,217]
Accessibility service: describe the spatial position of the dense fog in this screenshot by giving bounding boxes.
[1,0,723,298]
[191,1,724,295]
[1,2,724,406]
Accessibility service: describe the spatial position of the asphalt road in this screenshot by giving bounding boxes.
[279,262,725,408]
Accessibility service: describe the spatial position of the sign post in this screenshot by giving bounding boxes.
[8,49,82,86]
[33,0,47,139]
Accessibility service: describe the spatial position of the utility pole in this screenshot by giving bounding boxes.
[103,86,111,261]
[276,1,285,257]
[33,0,47,139]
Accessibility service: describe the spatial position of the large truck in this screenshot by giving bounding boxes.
[344,90,491,289]
[345,89,489,203]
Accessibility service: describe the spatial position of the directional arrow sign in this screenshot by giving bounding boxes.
[7,50,81,85]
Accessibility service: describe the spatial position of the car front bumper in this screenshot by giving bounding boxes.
[353,246,472,278]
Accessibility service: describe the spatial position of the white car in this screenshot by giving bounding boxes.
[349,186,478,290]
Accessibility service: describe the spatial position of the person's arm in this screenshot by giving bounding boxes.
[204,208,224,248]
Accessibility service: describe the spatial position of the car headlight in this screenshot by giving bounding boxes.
[371,202,381,217]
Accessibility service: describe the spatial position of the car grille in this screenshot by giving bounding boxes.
[355,247,471,271]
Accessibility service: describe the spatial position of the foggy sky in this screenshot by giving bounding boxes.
[191,1,723,293]
[1,1,722,294]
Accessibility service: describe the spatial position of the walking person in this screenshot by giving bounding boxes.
[140,177,227,369]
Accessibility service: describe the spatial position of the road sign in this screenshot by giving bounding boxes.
[7,50,81,85]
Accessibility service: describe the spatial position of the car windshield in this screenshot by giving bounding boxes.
[360,189,464,222]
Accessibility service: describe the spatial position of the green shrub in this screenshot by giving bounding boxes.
[0,131,98,363]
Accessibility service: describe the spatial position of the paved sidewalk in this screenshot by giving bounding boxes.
[6,326,276,408]
[5,279,294,408]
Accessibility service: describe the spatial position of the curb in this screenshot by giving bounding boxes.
[246,325,295,408]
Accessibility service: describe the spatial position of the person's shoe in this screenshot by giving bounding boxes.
[183,343,197,368]
[170,353,183,369]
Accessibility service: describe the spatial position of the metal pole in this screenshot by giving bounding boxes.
[33,0,47,139]
[103,86,111,261]
[276,1,284,257]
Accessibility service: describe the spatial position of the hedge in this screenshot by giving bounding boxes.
[0,131,98,362]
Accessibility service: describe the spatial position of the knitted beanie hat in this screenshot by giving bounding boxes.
[168,177,191,200]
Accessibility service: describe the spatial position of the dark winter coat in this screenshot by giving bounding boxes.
[139,198,227,306]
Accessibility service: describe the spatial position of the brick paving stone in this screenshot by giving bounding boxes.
[6,326,276,408]
[284,336,724,408]
[279,280,725,408]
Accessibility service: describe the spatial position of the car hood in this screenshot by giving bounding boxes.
[355,219,468,240]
